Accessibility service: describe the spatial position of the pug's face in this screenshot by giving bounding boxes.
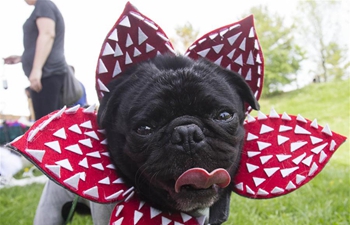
[98,55,259,213]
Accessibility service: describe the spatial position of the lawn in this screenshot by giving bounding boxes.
[0,79,349,225]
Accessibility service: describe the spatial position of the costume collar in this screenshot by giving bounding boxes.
[8,2,347,225]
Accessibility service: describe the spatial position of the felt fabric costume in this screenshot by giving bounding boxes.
[7,2,347,225]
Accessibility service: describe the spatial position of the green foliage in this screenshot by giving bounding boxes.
[296,0,350,82]
[326,42,350,80]
[248,6,306,96]
[0,183,93,224]
[171,22,199,53]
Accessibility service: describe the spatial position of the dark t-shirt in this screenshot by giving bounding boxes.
[22,0,67,78]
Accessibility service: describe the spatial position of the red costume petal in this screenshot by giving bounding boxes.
[95,2,175,100]
[233,111,347,198]
[9,106,128,203]
[185,15,264,114]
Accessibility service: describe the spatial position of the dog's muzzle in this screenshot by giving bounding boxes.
[171,124,206,155]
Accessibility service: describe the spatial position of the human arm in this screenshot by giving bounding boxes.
[29,17,56,92]
[3,55,21,64]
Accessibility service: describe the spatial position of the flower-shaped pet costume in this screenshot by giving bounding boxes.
[8,2,347,225]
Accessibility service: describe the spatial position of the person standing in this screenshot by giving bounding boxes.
[68,65,88,107]
[4,0,67,120]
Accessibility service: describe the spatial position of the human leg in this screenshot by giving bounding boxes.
[33,180,90,225]
[30,75,64,120]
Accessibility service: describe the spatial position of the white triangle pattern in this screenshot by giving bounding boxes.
[16,106,133,209]
[85,131,99,140]
[162,217,171,225]
[65,144,83,155]
[247,132,258,141]
[98,177,110,185]
[246,163,259,173]
[277,135,289,145]
[84,186,99,199]
[269,108,280,118]
[235,110,341,199]
[134,210,143,224]
[257,188,269,196]
[181,213,192,223]
[96,10,176,100]
[292,152,307,165]
[295,125,311,135]
[276,154,292,162]
[264,167,279,177]
[311,143,328,154]
[280,167,299,177]
[260,124,274,134]
[55,159,73,171]
[150,207,162,219]
[247,151,261,158]
[106,190,123,201]
[68,124,82,134]
[302,155,314,166]
[45,165,61,178]
[64,173,81,189]
[260,155,273,164]
[79,157,89,168]
[45,141,61,153]
[26,149,45,163]
[235,182,243,191]
[310,136,323,145]
[80,121,92,129]
[86,151,101,158]
[79,139,93,148]
[322,124,332,136]
[53,128,66,139]
[257,141,271,151]
[253,177,266,186]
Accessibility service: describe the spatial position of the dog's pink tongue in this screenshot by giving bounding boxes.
[175,168,231,193]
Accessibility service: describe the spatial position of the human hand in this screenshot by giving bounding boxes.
[29,70,42,92]
[3,55,21,64]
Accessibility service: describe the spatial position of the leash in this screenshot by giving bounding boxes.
[64,195,80,225]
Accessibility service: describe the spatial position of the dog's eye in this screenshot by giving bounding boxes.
[136,125,153,135]
[215,112,234,121]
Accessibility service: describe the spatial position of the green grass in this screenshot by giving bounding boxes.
[0,80,349,225]
[0,183,93,224]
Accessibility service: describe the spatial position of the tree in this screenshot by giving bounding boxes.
[296,0,350,82]
[171,22,199,54]
[326,42,350,80]
[247,6,306,96]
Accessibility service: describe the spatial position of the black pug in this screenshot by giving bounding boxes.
[98,55,259,224]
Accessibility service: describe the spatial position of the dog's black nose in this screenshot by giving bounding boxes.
[171,124,205,154]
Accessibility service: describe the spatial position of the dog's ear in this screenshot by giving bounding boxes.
[217,66,260,111]
[196,58,260,112]
[97,77,129,128]
[97,90,113,127]
[224,69,260,111]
